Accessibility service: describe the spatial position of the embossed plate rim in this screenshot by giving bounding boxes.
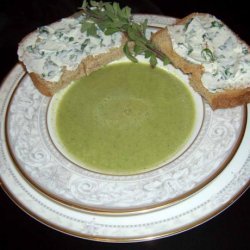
[3,14,248,214]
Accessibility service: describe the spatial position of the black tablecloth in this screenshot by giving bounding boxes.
[0,0,249,249]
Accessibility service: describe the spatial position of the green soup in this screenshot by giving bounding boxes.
[55,62,196,175]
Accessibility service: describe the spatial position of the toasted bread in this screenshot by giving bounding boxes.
[152,13,250,109]
[18,13,126,96]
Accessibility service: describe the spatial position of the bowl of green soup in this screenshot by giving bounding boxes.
[48,56,203,176]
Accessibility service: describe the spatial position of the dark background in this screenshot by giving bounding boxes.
[0,0,249,249]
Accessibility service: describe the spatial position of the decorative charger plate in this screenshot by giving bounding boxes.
[0,15,249,242]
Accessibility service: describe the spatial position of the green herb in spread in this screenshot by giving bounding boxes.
[224,67,233,79]
[242,47,249,55]
[79,0,169,67]
[201,48,215,62]
[187,47,193,55]
[211,20,223,28]
[81,38,90,51]
[38,26,49,34]
[183,18,193,31]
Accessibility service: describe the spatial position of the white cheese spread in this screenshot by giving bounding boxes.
[18,14,122,82]
[168,14,250,92]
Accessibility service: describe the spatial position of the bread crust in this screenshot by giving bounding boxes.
[27,61,86,96]
[152,13,250,109]
[152,28,203,75]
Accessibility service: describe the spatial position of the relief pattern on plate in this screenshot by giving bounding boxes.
[1,121,250,239]
[6,72,245,211]
[0,66,25,177]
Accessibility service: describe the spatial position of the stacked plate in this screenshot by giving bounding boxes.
[0,15,249,242]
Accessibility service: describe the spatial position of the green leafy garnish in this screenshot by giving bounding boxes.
[201,48,215,62]
[123,42,138,63]
[80,19,99,37]
[79,0,169,67]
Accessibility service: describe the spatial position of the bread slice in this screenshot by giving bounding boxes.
[25,42,126,96]
[18,13,127,96]
[152,13,250,109]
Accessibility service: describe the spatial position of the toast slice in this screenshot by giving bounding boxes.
[18,12,126,96]
[152,13,250,109]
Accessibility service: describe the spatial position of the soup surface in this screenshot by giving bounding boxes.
[55,62,196,175]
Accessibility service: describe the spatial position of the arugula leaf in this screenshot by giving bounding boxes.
[112,2,120,15]
[150,54,157,67]
[163,56,170,65]
[123,42,138,63]
[105,27,120,35]
[79,1,169,67]
[134,44,146,55]
[122,6,131,19]
[144,50,152,58]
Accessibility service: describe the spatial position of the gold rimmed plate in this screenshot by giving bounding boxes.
[0,15,249,242]
[3,16,248,214]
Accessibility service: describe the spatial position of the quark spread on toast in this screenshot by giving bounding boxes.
[18,14,122,82]
[168,14,250,92]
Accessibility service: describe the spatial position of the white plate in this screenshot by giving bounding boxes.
[2,16,247,214]
[0,15,249,242]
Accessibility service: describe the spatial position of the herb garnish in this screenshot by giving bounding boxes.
[79,0,169,67]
